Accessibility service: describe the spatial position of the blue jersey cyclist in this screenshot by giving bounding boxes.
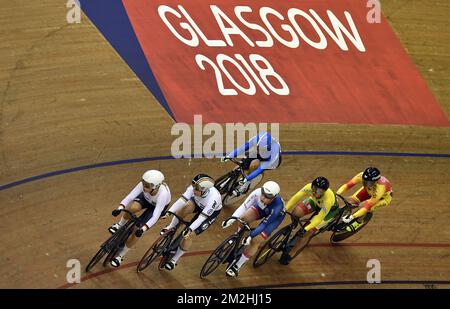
[222,181,285,277]
[222,131,282,196]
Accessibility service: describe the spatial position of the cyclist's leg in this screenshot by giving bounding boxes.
[164,201,196,269]
[353,193,392,228]
[166,205,217,270]
[163,197,190,232]
[110,198,143,233]
[226,208,266,277]
[234,159,260,194]
[246,212,284,257]
[280,199,317,263]
[124,207,153,248]
[348,187,370,223]
[110,201,144,267]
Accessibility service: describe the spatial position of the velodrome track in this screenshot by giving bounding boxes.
[0,0,449,288]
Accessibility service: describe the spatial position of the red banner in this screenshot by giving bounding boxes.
[122,0,449,126]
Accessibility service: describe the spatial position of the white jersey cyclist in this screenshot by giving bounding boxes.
[164,183,222,233]
[119,180,171,229]
[108,170,171,268]
[162,174,223,271]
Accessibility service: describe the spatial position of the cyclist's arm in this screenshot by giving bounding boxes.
[285,186,309,212]
[120,182,143,207]
[250,201,284,238]
[225,135,258,158]
[189,199,220,231]
[353,185,386,219]
[244,166,264,182]
[168,186,192,213]
[233,191,258,218]
[304,191,334,231]
[336,172,363,195]
[144,194,170,230]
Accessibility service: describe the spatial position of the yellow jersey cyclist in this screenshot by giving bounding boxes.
[279,176,338,265]
[337,167,393,231]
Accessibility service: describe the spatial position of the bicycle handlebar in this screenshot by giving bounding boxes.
[164,210,191,227]
[118,208,142,227]
[229,216,251,231]
[336,194,358,209]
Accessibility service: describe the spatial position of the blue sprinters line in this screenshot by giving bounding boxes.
[1,151,449,191]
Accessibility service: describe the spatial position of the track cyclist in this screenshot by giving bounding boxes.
[222,131,281,197]
[279,176,338,265]
[108,170,171,267]
[337,167,393,232]
[222,181,285,277]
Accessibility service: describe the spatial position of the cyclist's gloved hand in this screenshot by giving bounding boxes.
[135,228,144,237]
[243,236,252,246]
[343,214,354,224]
[222,218,236,229]
[112,207,123,217]
[221,157,230,163]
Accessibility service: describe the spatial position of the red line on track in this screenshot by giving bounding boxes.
[59,243,450,289]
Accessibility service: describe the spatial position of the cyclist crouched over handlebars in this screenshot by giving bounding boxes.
[222,131,282,196]
[222,181,285,277]
[108,170,171,267]
[161,174,223,270]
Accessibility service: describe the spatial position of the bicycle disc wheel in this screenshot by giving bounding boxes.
[85,247,108,272]
[200,235,237,279]
[223,174,264,206]
[253,225,290,268]
[137,233,172,272]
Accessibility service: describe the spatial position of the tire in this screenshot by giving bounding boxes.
[291,233,313,259]
[103,246,120,267]
[137,233,173,272]
[158,252,172,271]
[222,174,264,207]
[330,213,372,243]
[85,247,108,272]
[200,235,237,279]
[253,225,291,268]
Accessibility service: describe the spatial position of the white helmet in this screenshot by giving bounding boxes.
[261,181,280,199]
[192,173,215,197]
[142,170,164,189]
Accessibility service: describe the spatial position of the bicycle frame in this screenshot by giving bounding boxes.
[215,158,247,194]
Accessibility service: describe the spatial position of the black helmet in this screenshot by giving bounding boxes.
[363,167,381,182]
[312,176,329,191]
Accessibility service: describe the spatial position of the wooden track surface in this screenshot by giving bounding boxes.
[0,0,449,288]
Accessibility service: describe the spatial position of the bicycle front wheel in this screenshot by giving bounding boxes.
[137,233,173,272]
[253,225,291,268]
[85,246,108,272]
[331,213,372,243]
[223,174,264,206]
[200,234,238,279]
